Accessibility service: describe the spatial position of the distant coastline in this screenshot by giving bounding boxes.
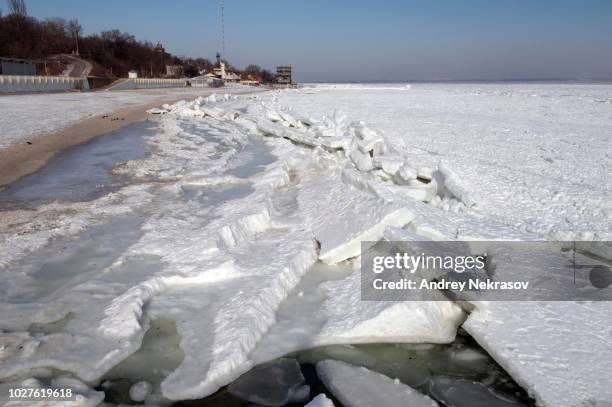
[304,78,612,85]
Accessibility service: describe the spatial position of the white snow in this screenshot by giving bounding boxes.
[0,84,610,405]
[316,359,439,407]
[277,83,612,240]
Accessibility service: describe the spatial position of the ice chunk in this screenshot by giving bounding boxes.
[437,162,476,208]
[341,167,438,204]
[373,156,403,175]
[279,110,299,127]
[463,301,612,407]
[257,119,319,148]
[349,143,374,172]
[129,380,152,402]
[318,271,465,343]
[318,136,350,150]
[352,124,385,156]
[251,260,464,367]
[265,108,284,122]
[306,393,335,407]
[200,106,228,119]
[349,149,373,172]
[418,166,434,181]
[429,376,522,407]
[386,183,437,202]
[298,172,414,264]
[354,123,381,141]
[147,107,168,115]
[393,163,418,184]
[357,137,385,156]
[228,358,307,406]
[317,360,439,407]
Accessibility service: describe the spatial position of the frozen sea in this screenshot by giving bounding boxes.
[0,84,611,406]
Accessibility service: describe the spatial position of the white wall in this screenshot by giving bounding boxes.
[0,75,90,93]
[109,78,187,90]
[190,78,224,88]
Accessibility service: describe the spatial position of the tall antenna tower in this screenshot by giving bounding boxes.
[219,0,226,59]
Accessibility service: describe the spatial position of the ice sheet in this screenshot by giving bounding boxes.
[1,85,610,405]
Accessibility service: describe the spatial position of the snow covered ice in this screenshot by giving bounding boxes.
[316,359,439,407]
[306,393,335,407]
[0,84,610,406]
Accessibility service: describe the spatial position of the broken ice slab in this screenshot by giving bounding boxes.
[463,301,612,407]
[436,162,476,208]
[250,257,464,369]
[316,359,439,407]
[227,358,308,406]
[256,119,320,148]
[393,162,418,184]
[298,171,414,264]
[306,393,335,407]
[428,376,523,407]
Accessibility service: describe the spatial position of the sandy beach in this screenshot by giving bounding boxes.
[0,87,265,187]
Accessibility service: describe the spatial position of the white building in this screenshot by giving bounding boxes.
[213,60,227,79]
[224,72,240,83]
[128,70,138,79]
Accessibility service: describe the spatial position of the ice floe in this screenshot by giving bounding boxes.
[316,359,439,407]
[306,393,335,407]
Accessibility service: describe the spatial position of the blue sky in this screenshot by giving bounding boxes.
[20,0,612,82]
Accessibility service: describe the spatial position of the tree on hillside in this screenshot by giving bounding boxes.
[0,9,268,80]
[261,69,275,83]
[8,0,26,16]
[67,19,81,55]
[245,64,262,74]
[182,63,199,78]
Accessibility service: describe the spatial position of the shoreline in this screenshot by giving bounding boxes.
[0,88,265,188]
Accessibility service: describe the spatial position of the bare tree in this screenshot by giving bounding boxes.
[8,0,26,16]
[67,19,82,55]
[245,64,262,74]
[261,69,275,83]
